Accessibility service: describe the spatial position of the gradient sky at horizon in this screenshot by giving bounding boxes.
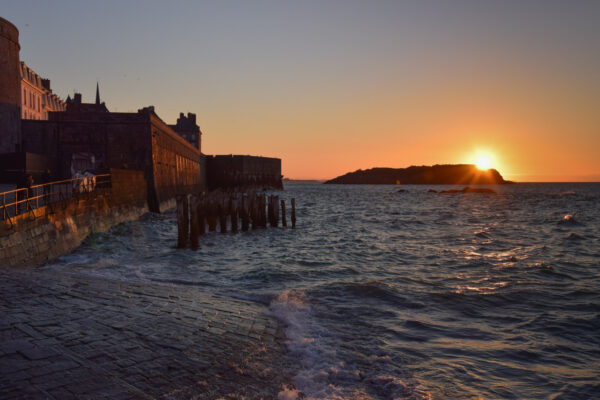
[3,0,599,181]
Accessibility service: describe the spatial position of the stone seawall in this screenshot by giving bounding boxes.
[0,169,147,267]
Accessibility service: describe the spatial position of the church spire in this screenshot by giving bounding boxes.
[95,82,100,105]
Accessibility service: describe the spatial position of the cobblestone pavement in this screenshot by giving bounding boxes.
[0,268,296,399]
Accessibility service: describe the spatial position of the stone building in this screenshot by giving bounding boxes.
[20,62,66,120]
[169,112,201,152]
[0,15,205,211]
[0,16,22,154]
[21,101,204,212]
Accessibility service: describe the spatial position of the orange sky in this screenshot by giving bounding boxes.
[6,1,600,181]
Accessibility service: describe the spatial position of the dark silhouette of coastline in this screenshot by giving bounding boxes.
[325,164,512,185]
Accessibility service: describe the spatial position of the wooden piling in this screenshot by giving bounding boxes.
[219,196,228,233]
[198,198,206,236]
[189,196,199,250]
[176,195,189,248]
[207,198,218,232]
[249,193,256,230]
[253,194,257,228]
[241,194,249,231]
[281,199,287,227]
[273,195,279,227]
[291,198,296,228]
[261,194,267,228]
[267,195,275,226]
[230,197,238,233]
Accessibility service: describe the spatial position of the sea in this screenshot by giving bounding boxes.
[44,182,600,399]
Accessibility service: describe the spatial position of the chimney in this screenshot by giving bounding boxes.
[74,93,82,105]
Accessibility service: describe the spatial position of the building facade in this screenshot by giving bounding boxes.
[20,62,66,120]
[169,112,202,152]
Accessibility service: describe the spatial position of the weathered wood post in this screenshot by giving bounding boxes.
[267,195,275,226]
[241,194,249,231]
[198,197,206,236]
[291,198,296,228]
[176,195,189,248]
[207,197,218,232]
[219,195,228,233]
[189,196,199,250]
[273,195,279,227]
[261,194,267,228]
[230,196,239,233]
[281,199,287,227]
[250,193,257,230]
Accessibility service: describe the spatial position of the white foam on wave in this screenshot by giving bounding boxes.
[269,290,432,400]
[269,289,349,399]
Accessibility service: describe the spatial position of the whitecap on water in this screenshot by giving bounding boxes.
[269,289,432,399]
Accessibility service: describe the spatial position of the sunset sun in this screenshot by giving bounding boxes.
[474,152,494,170]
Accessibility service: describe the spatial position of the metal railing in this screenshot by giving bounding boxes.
[0,174,111,223]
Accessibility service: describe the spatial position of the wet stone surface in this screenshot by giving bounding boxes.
[0,268,295,399]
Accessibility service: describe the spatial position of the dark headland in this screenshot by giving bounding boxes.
[325,164,512,184]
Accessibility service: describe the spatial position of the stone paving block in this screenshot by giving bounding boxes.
[18,345,59,360]
[46,387,80,400]
[29,371,70,391]
[0,338,33,356]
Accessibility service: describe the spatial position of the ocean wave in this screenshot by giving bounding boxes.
[148,277,216,287]
[474,230,491,239]
[566,232,585,240]
[550,191,577,197]
[366,375,431,400]
[314,281,426,309]
[269,289,431,399]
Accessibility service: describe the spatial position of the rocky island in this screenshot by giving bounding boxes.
[325,164,511,185]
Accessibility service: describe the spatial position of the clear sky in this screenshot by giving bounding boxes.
[3,0,599,181]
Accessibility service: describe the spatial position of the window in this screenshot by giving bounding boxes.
[23,89,26,105]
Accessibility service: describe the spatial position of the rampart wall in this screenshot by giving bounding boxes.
[206,155,282,190]
[148,113,203,211]
[0,169,147,267]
